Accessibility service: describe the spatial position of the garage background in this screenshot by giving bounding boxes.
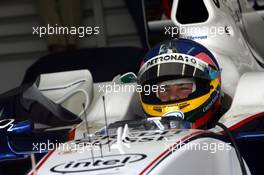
[0,0,142,93]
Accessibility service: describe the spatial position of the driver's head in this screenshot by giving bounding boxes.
[137,38,222,128]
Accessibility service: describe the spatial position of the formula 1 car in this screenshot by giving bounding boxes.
[26,68,264,175]
[1,0,264,174]
[27,0,264,174]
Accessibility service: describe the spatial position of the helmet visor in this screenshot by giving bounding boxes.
[157,78,196,102]
[140,78,211,105]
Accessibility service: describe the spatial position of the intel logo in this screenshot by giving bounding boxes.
[50,154,147,173]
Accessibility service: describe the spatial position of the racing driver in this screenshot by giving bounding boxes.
[137,38,223,129]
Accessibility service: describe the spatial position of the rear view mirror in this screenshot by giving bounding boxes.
[120,72,137,83]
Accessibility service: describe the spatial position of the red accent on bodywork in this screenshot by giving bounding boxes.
[228,112,264,131]
[68,128,76,141]
[139,131,205,175]
[29,149,55,175]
